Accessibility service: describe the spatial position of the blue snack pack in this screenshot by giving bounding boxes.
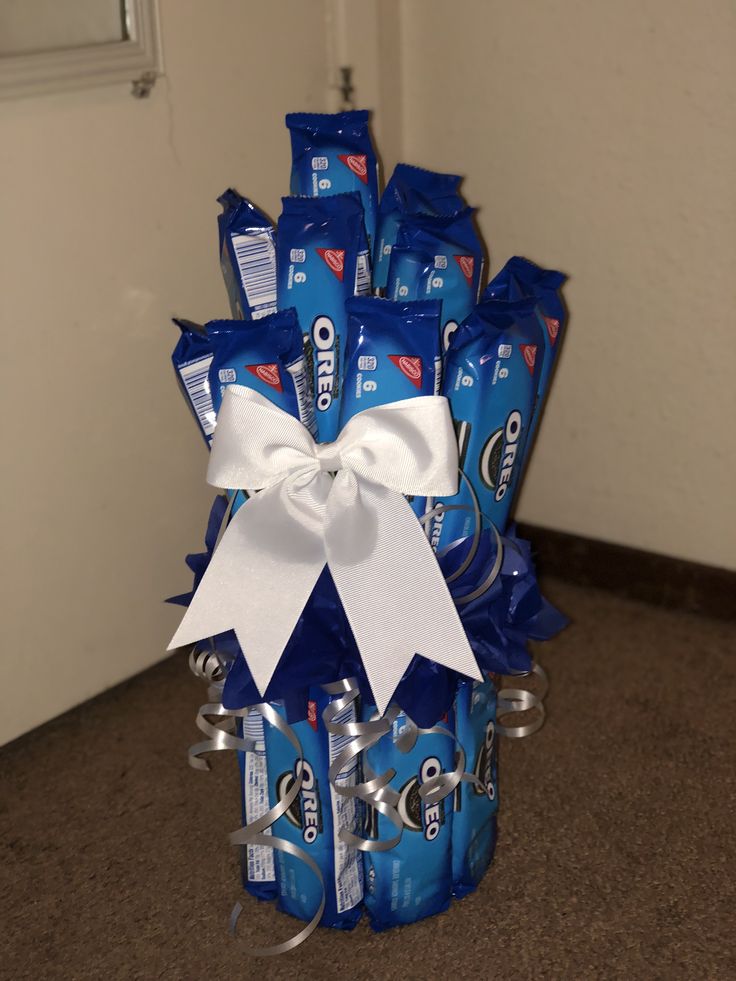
[340,296,442,519]
[339,296,442,422]
[237,709,277,900]
[217,189,278,320]
[484,257,568,468]
[263,689,364,928]
[285,110,379,248]
[431,299,544,547]
[206,308,316,437]
[277,192,370,442]
[171,319,248,511]
[452,678,498,898]
[373,163,465,290]
[387,208,484,351]
[171,318,216,446]
[362,708,454,930]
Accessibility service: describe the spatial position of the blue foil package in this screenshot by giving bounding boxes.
[285,110,379,248]
[217,189,278,320]
[362,708,454,930]
[387,209,484,351]
[277,192,370,442]
[263,690,364,928]
[431,299,544,547]
[206,309,316,435]
[171,318,216,446]
[339,296,442,423]
[373,163,464,290]
[340,296,442,519]
[237,710,277,900]
[452,678,498,899]
[484,257,568,465]
[171,319,248,512]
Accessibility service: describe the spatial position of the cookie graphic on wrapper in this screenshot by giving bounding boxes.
[478,428,504,492]
[397,776,424,832]
[276,771,304,828]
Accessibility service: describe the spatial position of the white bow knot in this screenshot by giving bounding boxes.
[168,385,480,714]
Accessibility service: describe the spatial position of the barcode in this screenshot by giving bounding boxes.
[355,250,371,296]
[328,703,358,772]
[286,357,317,437]
[231,231,277,317]
[244,709,265,750]
[179,355,216,438]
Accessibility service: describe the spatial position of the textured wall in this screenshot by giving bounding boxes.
[400,0,736,569]
[0,0,331,745]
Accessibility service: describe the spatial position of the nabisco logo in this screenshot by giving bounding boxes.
[338,153,368,184]
[543,316,560,345]
[453,254,475,286]
[316,247,345,281]
[388,354,422,389]
[246,362,282,391]
[520,344,537,376]
[307,700,318,732]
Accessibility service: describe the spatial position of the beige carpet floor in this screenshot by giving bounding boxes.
[1,579,734,981]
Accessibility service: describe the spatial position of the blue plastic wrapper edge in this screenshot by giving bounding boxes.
[373,163,465,290]
[286,110,379,249]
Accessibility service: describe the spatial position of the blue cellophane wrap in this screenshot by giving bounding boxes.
[171,497,567,728]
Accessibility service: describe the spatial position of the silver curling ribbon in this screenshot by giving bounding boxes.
[497,662,549,738]
[187,684,326,956]
[187,644,252,771]
[228,702,326,957]
[321,678,405,852]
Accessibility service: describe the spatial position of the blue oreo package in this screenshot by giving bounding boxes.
[171,319,247,512]
[285,110,379,248]
[263,690,364,928]
[277,193,370,442]
[206,309,316,436]
[484,257,568,466]
[431,299,544,547]
[340,296,442,519]
[237,710,277,900]
[339,296,442,422]
[452,678,498,899]
[373,163,465,290]
[362,708,454,930]
[387,209,484,351]
[217,189,278,320]
[171,318,216,446]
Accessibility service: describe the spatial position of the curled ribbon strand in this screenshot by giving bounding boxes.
[497,662,548,739]
[321,679,405,852]
[186,661,326,957]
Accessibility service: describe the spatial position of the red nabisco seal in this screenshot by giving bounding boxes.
[543,316,560,345]
[338,153,368,185]
[453,254,475,286]
[316,247,345,281]
[307,700,318,732]
[246,362,283,391]
[388,354,423,389]
[519,344,537,376]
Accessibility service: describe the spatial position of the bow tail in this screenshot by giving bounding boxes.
[168,480,327,697]
[325,476,482,716]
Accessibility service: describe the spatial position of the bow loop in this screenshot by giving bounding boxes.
[170,385,480,715]
[334,396,460,496]
[207,385,318,491]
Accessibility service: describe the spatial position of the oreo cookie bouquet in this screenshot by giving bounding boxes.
[168,110,567,953]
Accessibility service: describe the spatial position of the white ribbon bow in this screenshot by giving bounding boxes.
[168,385,480,715]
